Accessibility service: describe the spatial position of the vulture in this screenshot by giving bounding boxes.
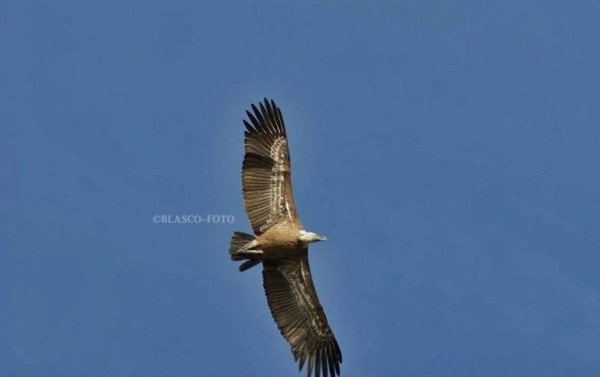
[229,98,342,377]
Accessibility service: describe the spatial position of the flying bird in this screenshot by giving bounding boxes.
[229,98,342,377]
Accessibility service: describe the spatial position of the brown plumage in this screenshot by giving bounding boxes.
[229,99,342,377]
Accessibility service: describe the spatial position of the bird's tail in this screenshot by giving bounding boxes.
[229,231,262,272]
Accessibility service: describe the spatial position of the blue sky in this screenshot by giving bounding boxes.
[2,1,600,376]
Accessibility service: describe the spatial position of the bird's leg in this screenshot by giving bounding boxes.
[238,239,260,252]
[237,249,263,256]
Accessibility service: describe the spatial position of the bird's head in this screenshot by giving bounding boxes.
[298,230,327,244]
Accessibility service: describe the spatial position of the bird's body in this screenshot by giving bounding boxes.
[229,99,342,377]
[261,222,304,254]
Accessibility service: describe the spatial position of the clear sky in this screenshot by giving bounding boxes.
[2,1,600,376]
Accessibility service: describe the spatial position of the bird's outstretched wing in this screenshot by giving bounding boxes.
[242,98,301,235]
[262,255,342,377]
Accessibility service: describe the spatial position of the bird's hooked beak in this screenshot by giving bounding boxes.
[317,234,327,241]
